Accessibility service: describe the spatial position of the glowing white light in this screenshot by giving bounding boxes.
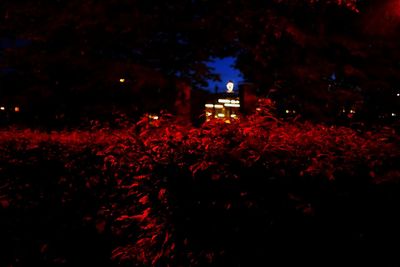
[224,103,240,107]
[217,113,225,117]
[218,99,231,103]
[214,104,224,109]
[226,81,234,93]
[206,112,212,116]
[350,109,356,114]
[119,78,125,83]
[148,115,159,120]
[293,110,296,114]
[230,114,237,118]
[392,113,396,117]
[230,100,240,104]
[397,93,400,97]
[14,107,20,112]
[285,110,290,114]
[0,107,5,111]
[205,104,214,108]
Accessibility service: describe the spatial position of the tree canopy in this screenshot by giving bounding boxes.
[1,0,399,121]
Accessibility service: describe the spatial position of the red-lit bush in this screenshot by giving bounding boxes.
[0,101,399,266]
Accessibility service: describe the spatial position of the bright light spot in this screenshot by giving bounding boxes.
[392,113,397,117]
[205,104,214,108]
[256,108,261,111]
[14,107,20,112]
[224,103,240,107]
[119,78,125,83]
[214,104,224,109]
[342,109,346,113]
[350,109,356,114]
[218,99,231,103]
[217,113,225,117]
[226,81,234,93]
[148,114,159,120]
[231,100,240,104]
[206,112,212,116]
[285,110,290,114]
[293,110,296,114]
[0,106,4,111]
[397,93,400,97]
[230,114,237,118]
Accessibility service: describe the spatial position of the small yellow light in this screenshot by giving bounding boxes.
[285,110,290,114]
[230,114,237,118]
[205,104,214,108]
[119,78,125,83]
[350,109,355,114]
[206,112,212,116]
[217,113,225,117]
[218,99,230,103]
[0,106,5,111]
[14,107,20,112]
[214,104,224,109]
[148,114,159,120]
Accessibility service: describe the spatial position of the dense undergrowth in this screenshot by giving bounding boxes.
[0,101,399,266]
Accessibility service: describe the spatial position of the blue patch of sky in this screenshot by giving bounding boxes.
[206,56,243,93]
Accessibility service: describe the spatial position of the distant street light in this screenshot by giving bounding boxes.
[119,78,125,83]
[226,81,234,93]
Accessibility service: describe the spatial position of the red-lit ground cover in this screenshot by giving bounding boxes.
[0,102,399,266]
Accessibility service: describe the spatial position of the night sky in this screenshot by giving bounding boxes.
[206,57,243,93]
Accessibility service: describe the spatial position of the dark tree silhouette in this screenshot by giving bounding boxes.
[2,0,398,123]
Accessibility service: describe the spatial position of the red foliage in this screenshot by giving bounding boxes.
[0,100,398,266]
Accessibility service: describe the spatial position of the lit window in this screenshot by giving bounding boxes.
[224,103,240,107]
[217,113,225,117]
[214,104,224,109]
